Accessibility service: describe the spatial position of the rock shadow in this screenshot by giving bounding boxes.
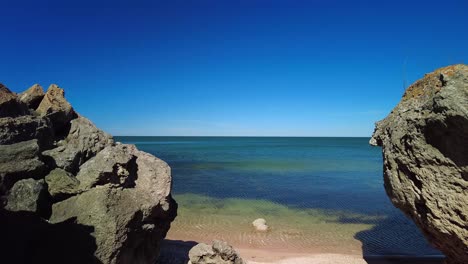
[352,213,444,264]
[0,209,101,264]
[157,239,198,264]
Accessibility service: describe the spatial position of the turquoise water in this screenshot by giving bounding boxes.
[116,136,441,256]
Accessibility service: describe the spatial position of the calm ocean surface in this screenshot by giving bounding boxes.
[116,136,441,256]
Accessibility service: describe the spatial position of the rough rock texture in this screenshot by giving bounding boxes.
[252,218,269,232]
[0,83,27,117]
[0,115,54,147]
[43,116,113,174]
[50,144,176,264]
[0,140,47,194]
[36,84,76,134]
[188,240,245,264]
[0,83,177,264]
[5,178,49,217]
[19,84,45,110]
[45,168,79,201]
[371,64,468,264]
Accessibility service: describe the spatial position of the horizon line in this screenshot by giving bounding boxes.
[113,135,372,138]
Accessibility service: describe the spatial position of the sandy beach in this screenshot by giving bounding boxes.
[159,239,444,264]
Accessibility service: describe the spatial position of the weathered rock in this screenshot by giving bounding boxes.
[36,84,76,134]
[50,143,177,264]
[5,179,49,217]
[0,140,48,194]
[371,64,468,264]
[19,84,45,110]
[0,83,27,117]
[42,116,113,174]
[45,168,80,201]
[0,115,54,147]
[76,144,137,191]
[252,218,269,232]
[188,240,244,264]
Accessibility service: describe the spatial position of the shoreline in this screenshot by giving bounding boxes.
[160,239,444,264]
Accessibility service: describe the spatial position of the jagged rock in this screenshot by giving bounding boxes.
[252,218,269,232]
[371,64,468,264]
[5,179,49,217]
[45,168,80,200]
[76,144,137,191]
[188,240,245,264]
[42,116,113,174]
[50,143,177,264]
[36,84,76,134]
[0,115,54,147]
[0,83,27,117]
[1,82,177,264]
[0,140,48,194]
[19,84,45,110]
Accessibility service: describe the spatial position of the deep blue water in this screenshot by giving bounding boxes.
[116,136,441,256]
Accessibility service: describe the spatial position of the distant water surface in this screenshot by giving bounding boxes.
[116,136,441,256]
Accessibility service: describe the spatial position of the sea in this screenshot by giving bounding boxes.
[116,136,441,256]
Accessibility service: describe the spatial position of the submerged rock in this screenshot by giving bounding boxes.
[252,218,269,232]
[371,64,468,264]
[188,240,245,264]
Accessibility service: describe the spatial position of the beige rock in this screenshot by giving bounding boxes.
[19,84,45,110]
[189,240,245,264]
[252,218,269,232]
[36,84,76,133]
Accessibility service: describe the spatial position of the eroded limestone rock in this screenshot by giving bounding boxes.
[371,64,468,264]
[188,240,245,264]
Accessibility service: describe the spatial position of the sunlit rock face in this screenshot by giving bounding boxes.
[371,64,468,264]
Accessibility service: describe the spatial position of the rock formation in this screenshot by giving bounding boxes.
[371,64,468,264]
[0,83,177,264]
[188,240,245,264]
[19,84,45,109]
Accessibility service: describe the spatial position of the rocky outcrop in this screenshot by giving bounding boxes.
[0,83,177,264]
[371,64,468,264]
[50,143,176,263]
[19,84,45,110]
[36,84,76,135]
[0,83,27,117]
[188,240,245,264]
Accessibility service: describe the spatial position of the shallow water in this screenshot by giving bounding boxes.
[116,136,441,256]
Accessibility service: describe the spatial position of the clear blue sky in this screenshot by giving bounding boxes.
[1,1,467,136]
